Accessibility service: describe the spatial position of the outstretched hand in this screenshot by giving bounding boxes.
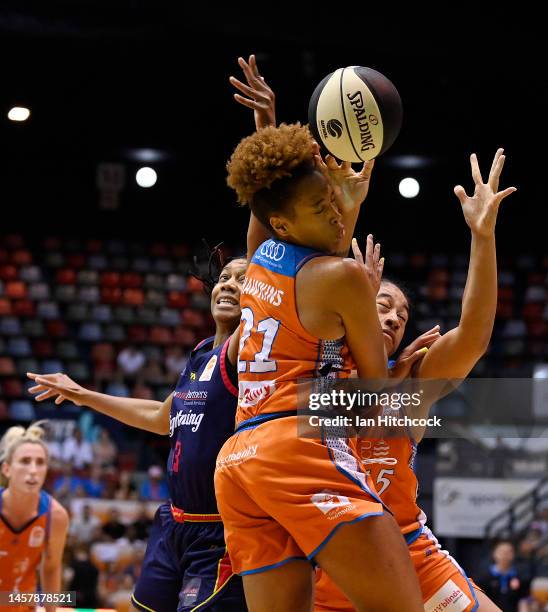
[351,234,384,295]
[230,54,276,130]
[27,372,86,406]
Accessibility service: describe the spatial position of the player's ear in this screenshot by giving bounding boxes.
[270,214,289,237]
[1,461,10,480]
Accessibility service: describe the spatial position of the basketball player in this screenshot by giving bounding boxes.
[315,148,515,611]
[0,422,69,612]
[214,118,425,611]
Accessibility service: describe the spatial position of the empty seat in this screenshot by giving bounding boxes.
[2,378,24,398]
[171,244,190,258]
[121,273,143,289]
[7,337,31,357]
[11,249,32,266]
[87,239,104,253]
[16,358,39,376]
[19,266,42,283]
[127,325,147,343]
[42,359,64,374]
[168,291,189,309]
[159,308,179,326]
[113,306,134,324]
[122,289,144,306]
[154,258,173,274]
[111,256,129,271]
[166,274,186,291]
[91,343,115,362]
[106,239,125,255]
[6,281,27,299]
[0,317,21,335]
[189,293,210,310]
[143,345,163,361]
[100,272,121,287]
[187,276,204,293]
[135,306,157,324]
[181,309,205,328]
[100,287,123,305]
[149,326,173,344]
[150,243,169,257]
[66,362,91,380]
[66,254,86,268]
[133,257,152,272]
[28,283,50,300]
[88,254,108,270]
[0,400,8,420]
[525,286,545,303]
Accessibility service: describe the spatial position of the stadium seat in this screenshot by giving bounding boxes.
[0,357,16,376]
[149,326,173,344]
[13,299,35,317]
[77,270,99,285]
[42,359,64,374]
[46,320,69,338]
[78,286,100,303]
[66,253,86,268]
[55,285,77,302]
[103,324,126,342]
[9,400,35,421]
[56,268,77,285]
[91,304,113,322]
[0,317,22,335]
[88,254,108,270]
[57,341,79,360]
[121,272,143,288]
[123,288,144,306]
[16,358,39,376]
[113,306,135,324]
[127,325,147,343]
[100,287,123,305]
[135,306,156,325]
[32,339,54,358]
[19,265,42,283]
[22,319,45,337]
[36,301,60,319]
[133,257,152,272]
[44,252,65,267]
[6,281,27,299]
[144,273,164,290]
[66,361,91,380]
[0,400,8,420]
[168,291,189,309]
[11,249,32,266]
[3,378,24,398]
[91,343,115,362]
[66,303,90,321]
[28,282,50,300]
[0,297,12,316]
[111,256,130,271]
[100,271,121,287]
[159,308,180,326]
[154,258,173,274]
[79,322,103,342]
[144,289,165,307]
[166,274,186,291]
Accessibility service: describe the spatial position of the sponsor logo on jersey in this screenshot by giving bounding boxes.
[238,381,276,408]
[173,390,208,401]
[198,355,217,382]
[169,409,205,435]
[190,372,197,381]
[311,490,355,520]
[242,276,284,307]
[216,445,258,469]
[28,525,45,548]
[424,579,471,612]
[260,240,286,261]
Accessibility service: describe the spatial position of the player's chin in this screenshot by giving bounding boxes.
[213,303,241,322]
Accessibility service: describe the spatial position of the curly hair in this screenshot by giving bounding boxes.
[0,420,49,486]
[226,123,316,229]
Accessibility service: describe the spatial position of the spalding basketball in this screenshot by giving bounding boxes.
[308,66,403,162]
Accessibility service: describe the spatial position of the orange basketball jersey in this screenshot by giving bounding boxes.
[236,239,354,425]
[0,488,51,595]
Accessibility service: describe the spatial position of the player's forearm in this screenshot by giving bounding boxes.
[81,390,167,434]
[458,232,497,352]
[40,566,61,612]
[337,202,362,257]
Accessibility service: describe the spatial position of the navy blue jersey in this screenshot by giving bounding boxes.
[167,336,238,514]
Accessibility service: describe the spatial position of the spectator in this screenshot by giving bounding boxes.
[53,464,86,504]
[101,507,127,541]
[66,544,99,609]
[477,540,530,611]
[69,503,102,545]
[62,427,94,470]
[519,577,548,611]
[82,465,106,498]
[92,426,117,470]
[114,470,137,501]
[117,345,146,377]
[165,346,188,383]
[139,465,168,501]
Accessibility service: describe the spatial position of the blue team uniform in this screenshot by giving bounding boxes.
[132,337,247,612]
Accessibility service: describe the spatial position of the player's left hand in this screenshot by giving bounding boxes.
[314,154,375,212]
[454,148,517,238]
[230,54,276,130]
[388,326,442,383]
[351,233,384,295]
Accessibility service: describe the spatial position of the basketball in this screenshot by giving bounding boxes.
[308,66,403,162]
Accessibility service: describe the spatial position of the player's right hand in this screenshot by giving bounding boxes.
[229,54,276,130]
[27,372,86,406]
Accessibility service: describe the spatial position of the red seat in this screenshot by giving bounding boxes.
[168,291,189,309]
[172,244,190,258]
[12,299,35,317]
[11,249,32,266]
[44,237,61,250]
[0,265,18,282]
[187,277,204,293]
[100,272,121,287]
[121,273,143,289]
[66,254,87,269]
[181,309,205,328]
[55,269,77,285]
[91,343,116,362]
[149,326,173,344]
[150,243,169,257]
[496,301,513,320]
[4,235,24,249]
[86,239,103,253]
[127,325,147,342]
[32,339,54,358]
[101,287,123,305]
[0,298,12,316]
[0,357,16,375]
[5,282,27,299]
[527,321,546,339]
[3,378,23,398]
[0,400,8,420]
[173,326,197,347]
[0,249,9,263]
[523,303,543,321]
[123,288,144,306]
[46,320,68,338]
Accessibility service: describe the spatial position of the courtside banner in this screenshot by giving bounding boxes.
[433,477,538,537]
[294,377,548,439]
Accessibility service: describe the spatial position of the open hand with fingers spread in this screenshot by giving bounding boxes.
[314,154,375,212]
[454,148,517,237]
[351,234,384,295]
[27,372,87,406]
[229,54,276,130]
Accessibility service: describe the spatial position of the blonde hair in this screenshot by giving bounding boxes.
[0,421,49,487]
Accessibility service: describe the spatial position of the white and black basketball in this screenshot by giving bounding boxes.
[308,66,403,163]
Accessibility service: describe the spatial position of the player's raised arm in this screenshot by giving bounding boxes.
[416,148,516,380]
[27,372,171,435]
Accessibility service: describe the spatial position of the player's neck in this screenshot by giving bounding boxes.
[212,327,232,348]
[2,486,40,519]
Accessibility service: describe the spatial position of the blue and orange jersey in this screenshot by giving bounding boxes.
[167,336,238,514]
[356,424,424,534]
[0,488,51,593]
[236,239,355,425]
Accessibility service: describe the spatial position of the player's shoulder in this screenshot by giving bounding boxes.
[300,255,364,289]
